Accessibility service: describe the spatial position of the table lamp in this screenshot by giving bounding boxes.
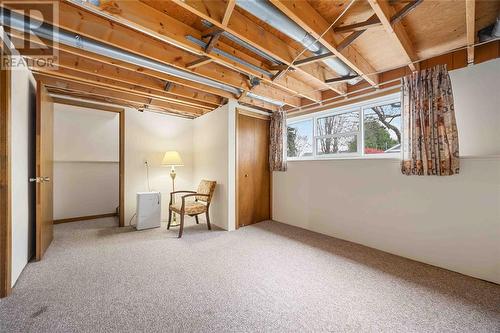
[161,151,184,226]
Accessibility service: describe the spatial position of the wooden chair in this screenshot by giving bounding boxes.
[168,180,216,238]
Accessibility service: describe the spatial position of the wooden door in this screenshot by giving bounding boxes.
[35,82,54,260]
[237,112,270,227]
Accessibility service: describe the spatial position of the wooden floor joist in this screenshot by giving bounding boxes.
[65,0,319,104]
[368,0,420,72]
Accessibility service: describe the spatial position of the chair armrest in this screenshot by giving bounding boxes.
[170,190,196,204]
[172,190,197,195]
[181,193,209,210]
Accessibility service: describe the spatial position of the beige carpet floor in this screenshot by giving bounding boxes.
[0,217,499,332]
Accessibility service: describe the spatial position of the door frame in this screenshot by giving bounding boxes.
[0,41,12,297]
[235,107,271,229]
[50,97,126,227]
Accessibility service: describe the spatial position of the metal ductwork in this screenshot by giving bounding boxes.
[0,8,287,108]
[478,16,500,43]
[200,20,282,65]
[235,0,360,84]
[247,92,285,107]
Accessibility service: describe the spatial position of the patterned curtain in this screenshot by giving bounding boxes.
[269,109,287,172]
[401,64,460,176]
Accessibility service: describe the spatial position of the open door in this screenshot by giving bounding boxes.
[34,82,53,260]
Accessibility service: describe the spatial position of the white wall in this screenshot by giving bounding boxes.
[10,59,35,286]
[54,105,119,161]
[53,105,119,219]
[192,102,237,231]
[273,59,500,284]
[125,109,194,225]
[53,162,119,219]
[452,59,500,156]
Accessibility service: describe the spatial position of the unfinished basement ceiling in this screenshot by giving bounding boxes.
[1,0,498,118]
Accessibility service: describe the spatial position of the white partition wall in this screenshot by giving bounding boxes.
[192,101,237,231]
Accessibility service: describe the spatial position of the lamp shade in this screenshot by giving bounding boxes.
[161,151,184,166]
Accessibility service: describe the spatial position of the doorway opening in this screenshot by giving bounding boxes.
[51,98,125,228]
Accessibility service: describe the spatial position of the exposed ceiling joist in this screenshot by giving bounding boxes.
[66,0,319,103]
[49,87,197,119]
[7,30,223,108]
[221,0,236,26]
[33,70,207,115]
[38,2,302,108]
[36,74,205,117]
[186,56,213,69]
[169,0,346,96]
[268,0,379,87]
[465,0,475,65]
[367,0,420,72]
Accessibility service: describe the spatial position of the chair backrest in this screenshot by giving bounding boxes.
[196,180,216,203]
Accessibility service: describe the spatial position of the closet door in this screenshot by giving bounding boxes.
[253,116,270,223]
[237,112,270,228]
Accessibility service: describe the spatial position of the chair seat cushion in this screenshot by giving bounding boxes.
[170,201,207,215]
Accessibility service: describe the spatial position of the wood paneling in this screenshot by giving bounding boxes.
[237,112,270,227]
[0,47,12,297]
[35,82,54,261]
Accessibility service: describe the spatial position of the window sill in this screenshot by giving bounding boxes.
[287,154,401,162]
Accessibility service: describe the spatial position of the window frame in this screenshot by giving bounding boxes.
[287,93,402,161]
[286,118,314,159]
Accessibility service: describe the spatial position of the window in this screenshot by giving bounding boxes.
[316,111,360,156]
[286,94,401,160]
[363,102,401,154]
[287,119,313,158]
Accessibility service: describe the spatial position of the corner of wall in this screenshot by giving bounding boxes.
[227,99,237,231]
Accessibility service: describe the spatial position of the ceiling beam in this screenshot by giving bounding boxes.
[64,1,313,104]
[367,0,420,72]
[33,65,213,112]
[168,0,346,96]
[186,56,213,69]
[51,39,232,101]
[7,30,223,108]
[221,0,236,26]
[49,88,198,119]
[31,1,302,107]
[49,88,147,111]
[268,0,379,87]
[36,75,205,117]
[33,70,207,115]
[466,0,475,65]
